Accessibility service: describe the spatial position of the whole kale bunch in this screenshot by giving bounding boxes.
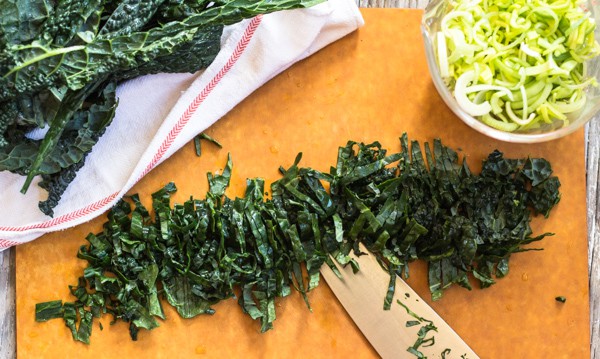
[0,0,323,216]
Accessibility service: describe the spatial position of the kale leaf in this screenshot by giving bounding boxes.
[0,0,325,216]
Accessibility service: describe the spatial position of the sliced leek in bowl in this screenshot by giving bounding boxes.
[422,0,600,143]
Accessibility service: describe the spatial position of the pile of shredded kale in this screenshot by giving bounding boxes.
[0,0,324,216]
[35,134,561,343]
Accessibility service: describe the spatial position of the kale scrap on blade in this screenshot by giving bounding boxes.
[0,0,325,216]
[35,134,561,343]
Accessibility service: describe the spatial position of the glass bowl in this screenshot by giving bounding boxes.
[421,0,600,143]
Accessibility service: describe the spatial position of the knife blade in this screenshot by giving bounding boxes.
[320,243,480,359]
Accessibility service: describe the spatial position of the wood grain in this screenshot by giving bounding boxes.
[587,119,600,359]
[1,1,599,358]
[0,248,15,359]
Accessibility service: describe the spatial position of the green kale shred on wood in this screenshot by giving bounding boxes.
[35,134,561,343]
[397,300,439,358]
[0,0,325,216]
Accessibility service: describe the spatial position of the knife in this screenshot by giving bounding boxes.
[320,243,480,359]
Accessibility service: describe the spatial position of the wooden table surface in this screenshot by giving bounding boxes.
[1,1,599,358]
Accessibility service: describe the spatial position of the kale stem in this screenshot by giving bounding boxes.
[3,45,86,78]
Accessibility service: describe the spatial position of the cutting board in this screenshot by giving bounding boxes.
[16,9,589,358]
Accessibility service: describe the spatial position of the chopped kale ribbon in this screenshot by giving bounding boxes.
[36,134,560,343]
[398,299,439,358]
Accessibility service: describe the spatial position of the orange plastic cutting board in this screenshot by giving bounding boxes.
[16,9,589,358]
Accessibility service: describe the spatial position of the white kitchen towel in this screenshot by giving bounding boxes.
[0,0,364,249]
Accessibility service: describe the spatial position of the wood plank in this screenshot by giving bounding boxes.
[586,120,600,359]
[0,248,16,359]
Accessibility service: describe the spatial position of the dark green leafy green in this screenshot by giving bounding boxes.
[0,0,325,216]
[194,132,222,157]
[99,0,167,37]
[36,134,561,343]
[406,320,422,327]
[397,299,438,358]
[0,0,51,46]
[38,0,103,46]
[35,300,63,321]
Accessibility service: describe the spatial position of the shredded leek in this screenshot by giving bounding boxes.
[436,0,600,132]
